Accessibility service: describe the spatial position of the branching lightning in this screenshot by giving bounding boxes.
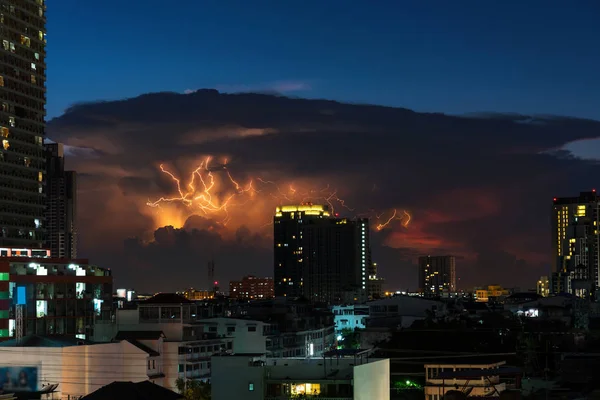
[146,156,412,231]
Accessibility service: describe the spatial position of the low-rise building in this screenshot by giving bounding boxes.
[332,304,369,335]
[425,361,522,399]
[0,335,158,398]
[474,285,510,303]
[367,295,446,329]
[211,350,390,400]
[229,276,274,300]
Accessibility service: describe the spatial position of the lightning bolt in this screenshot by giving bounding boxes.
[375,209,412,231]
[147,157,412,231]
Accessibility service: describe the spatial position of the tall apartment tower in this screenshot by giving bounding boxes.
[0,1,47,248]
[44,143,76,258]
[418,255,456,297]
[273,204,370,304]
[551,190,600,298]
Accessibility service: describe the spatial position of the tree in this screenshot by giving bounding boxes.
[340,327,361,349]
[175,378,211,400]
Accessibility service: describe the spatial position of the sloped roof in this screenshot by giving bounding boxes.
[141,293,192,304]
[125,340,160,357]
[80,381,183,400]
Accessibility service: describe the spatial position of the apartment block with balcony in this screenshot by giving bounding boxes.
[332,304,369,335]
[211,351,390,400]
[424,361,522,399]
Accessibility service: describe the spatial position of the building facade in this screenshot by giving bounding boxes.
[552,191,600,298]
[418,255,456,297]
[44,143,76,258]
[537,276,550,297]
[0,0,47,248]
[0,256,112,339]
[211,353,390,400]
[274,204,370,303]
[474,285,510,303]
[229,275,274,300]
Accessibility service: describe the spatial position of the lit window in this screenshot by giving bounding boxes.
[38,172,42,182]
[8,117,14,127]
[30,75,36,84]
[31,63,36,71]
[0,76,3,87]
[20,35,30,47]
[9,42,14,53]
[2,140,8,150]
[38,31,43,41]
[1,40,7,50]
[248,383,254,391]
[34,52,39,60]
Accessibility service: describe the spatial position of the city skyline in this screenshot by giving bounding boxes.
[29,1,600,292]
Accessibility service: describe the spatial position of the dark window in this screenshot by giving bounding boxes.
[248,326,256,332]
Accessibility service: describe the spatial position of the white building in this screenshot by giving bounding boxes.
[332,305,369,335]
[424,361,509,399]
[211,351,390,400]
[368,296,446,328]
[0,336,154,399]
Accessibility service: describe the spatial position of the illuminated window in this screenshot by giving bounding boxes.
[38,172,43,182]
[23,157,30,167]
[0,76,3,87]
[30,75,36,84]
[34,52,39,60]
[9,42,14,53]
[248,383,254,391]
[1,40,7,50]
[38,31,43,41]
[2,140,9,150]
[20,35,30,47]
[0,272,8,281]
[8,117,14,128]
[31,63,36,71]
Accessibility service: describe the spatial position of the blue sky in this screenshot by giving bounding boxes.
[46,0,600,120]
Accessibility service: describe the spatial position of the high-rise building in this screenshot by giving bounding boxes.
[551,190,600,298]
[0,1,47,248]
[229,275,274,300]
[44,143,76,258]
[418,255,456,297]
[273,204,370,304]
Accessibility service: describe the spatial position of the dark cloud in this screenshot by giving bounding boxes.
[47,91,600,292]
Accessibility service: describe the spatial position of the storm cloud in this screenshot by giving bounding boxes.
[47,90,600,292]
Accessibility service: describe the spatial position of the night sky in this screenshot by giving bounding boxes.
[44,1,600,292]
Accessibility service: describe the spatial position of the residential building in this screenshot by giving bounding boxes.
[537,276,550,297]
[237,298,336,358]
[552,190,600,298]
[367,262,384,300]
[274,204,370,303]
[93,293,234,390]
[367,295,446,329]
[418,255,456,297]
[424,361,522,399]
[332,304,369,335]
[229,276,274,300]
[179,288,214,301]
[0,256,112,339]
[474,285,510,303]
[44,143,77,258]
[0,0,47,249]
[0,335,160,399]
[211,351,390,400]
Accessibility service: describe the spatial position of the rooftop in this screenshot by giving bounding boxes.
[141,293,192,305]
[80,381,183,400]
